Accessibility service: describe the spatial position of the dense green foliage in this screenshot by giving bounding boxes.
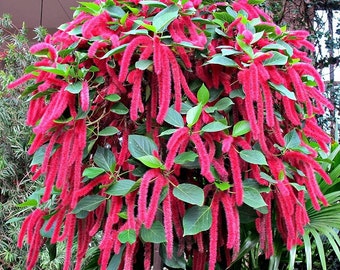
[0,14,50,269]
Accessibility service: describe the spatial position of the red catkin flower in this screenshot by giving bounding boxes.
[137,169,162,223]
[229,146,243,206]
[191,133,215,182]
[209,192,220,270]
[163,192,174,258]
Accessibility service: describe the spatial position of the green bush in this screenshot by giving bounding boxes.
[0,14,48,269]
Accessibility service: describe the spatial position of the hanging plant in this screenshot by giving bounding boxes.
[9,0,333,269]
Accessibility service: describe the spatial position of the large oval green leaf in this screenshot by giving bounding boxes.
[106,179,140,196]
[183,205,212,236]
[186,104,203,128]
[94,146,116,172]
[153,5,179,33]
[232,120,250,137]
[164,107,184,128]
[239,150,267,165]
[118,229,136,244]
[128,135,158,158]
[72,195,106,214]
[173,184,204,206]
[140,221,166,243]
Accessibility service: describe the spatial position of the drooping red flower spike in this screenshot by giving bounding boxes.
[9,0,333,269]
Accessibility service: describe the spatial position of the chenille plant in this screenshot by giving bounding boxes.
[9,0,334,269]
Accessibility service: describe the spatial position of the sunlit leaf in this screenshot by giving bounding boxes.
[173,184,204,206]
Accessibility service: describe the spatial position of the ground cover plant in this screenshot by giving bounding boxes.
[8,0,335,269]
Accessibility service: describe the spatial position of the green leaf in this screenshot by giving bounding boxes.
[153,5,179,33]
[140,1,168,8]
[40,221,55,238]
[118,211,128,219]
[104,4,126,18]
[309,229,326,270]
[123,29,149,36]
[110,102,129,114]
[17,199,38,208]
[263,51,288,66]
[173,184,204,206]
[205,55,239,67]
[68,26,82,36]
[140,221,166,243]
[53,115,73,124]
[177,41,202,49]
[251,31,264,44]
[137,155,163,168]
[159,128,177,137]
[215,181,231,191]
[240,150,268,165]
[248,0,265,4]
[78,2,101,15]
[32,48,53,59]
[118,229,136,244]
[213,11,233,23]
[186,104,203,127]
[108,245,125,270]
[66,81,82,94]
[164,108,184,127]
[72,195,106,214]
[215,28,227,37]
[232,120,250,137]
[290,183,306,192]
[236,36,254,58]
[128,135,158,158]
[201,121,229,133]
[160,244,187,269]
[21,82,43,97]
[268,81,296,100]
[204,106,217,113]
[98,126,119,136]
[100,44,128,59]
[230,89,245,99]
[183,205,212,236]
[243,186,268,214]
[28,187,45,202]
[303,232,312,270]
[214,97,234,111]
[134,20,157,33]
[174,151,198,164]
[82,167,106,179]
[221,48,242,56]
[94,146,116,172]
[277,40,293,57]
[105,94,121,102]
[37,64,69,76]
[284,129,301,149]
[288,245,297,270]
[226,6,238,19]
[106,179,140,196]
[261,43,286,52]
[31,144,47,165]
[135,60,153,70]
[197,84,210,105]
[260,172,276,184]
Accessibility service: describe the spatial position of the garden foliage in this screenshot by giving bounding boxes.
[9,0,334,269]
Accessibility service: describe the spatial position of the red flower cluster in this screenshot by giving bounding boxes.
[9,0,333,269]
